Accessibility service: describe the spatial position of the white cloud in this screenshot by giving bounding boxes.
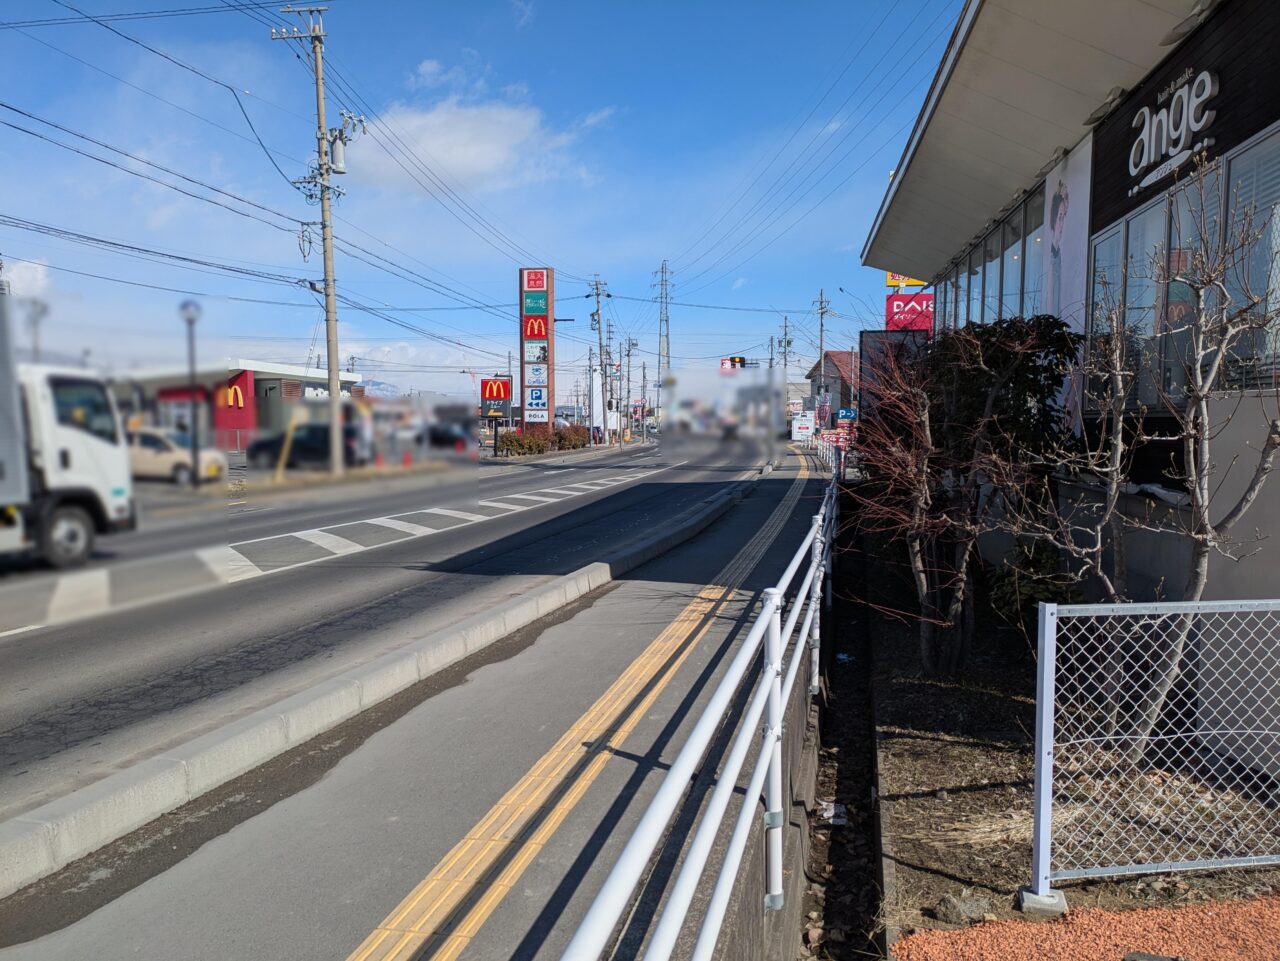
[732,276,748,290]
[5,259,51,298]
[511,0,535,28]
[581,106,616,129]
[353,97,580,194]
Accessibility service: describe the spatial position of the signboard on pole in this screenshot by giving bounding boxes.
[790,410,816,442]
[480,376,512,420]
[520,267,554,431]
[886,272,927,288]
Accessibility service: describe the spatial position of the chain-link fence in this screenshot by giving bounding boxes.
[1027,601,1280,903]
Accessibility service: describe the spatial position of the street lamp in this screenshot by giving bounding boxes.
[180,299,202,491]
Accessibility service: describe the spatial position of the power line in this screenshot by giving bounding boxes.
[0,3,301,29]
[48,0,301,190]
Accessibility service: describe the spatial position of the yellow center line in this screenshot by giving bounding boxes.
[344,453,810,961]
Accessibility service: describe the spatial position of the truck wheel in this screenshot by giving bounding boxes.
[42,505,95,569]
[172,464,194,486]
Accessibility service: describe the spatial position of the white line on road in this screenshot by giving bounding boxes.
[543,469,575,475]
[197,544,264,583]
[364,517,436,535]
[293,529,365,556]
[423,507,491,523]
[501,493,560,503]
[477,500,529,511]
[46,569,111,623]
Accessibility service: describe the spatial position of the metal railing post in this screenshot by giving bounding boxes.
[808,515,823,695]
[762,587,785,911]
[1020,602,1067,914]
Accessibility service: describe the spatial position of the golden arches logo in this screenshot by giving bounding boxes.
[482,379,510,400]
[226,385,245,409]
[523,316,548,338]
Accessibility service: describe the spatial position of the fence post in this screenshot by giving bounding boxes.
[762,587,785,911]
[809,516,823,695]
[1019,602,1068,916]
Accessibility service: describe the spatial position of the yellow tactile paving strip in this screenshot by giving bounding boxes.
[345,453,810,961]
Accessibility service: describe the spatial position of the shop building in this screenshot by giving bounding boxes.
[862,0,1280,601]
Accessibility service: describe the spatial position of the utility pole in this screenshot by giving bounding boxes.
[590,276,609,448]
[587,347,596,445]
[641,360,647,445]
[815,289,830,421]
[769,335,775,370]
[25,299,47,363]
[274,7,352,476]
[624,337,637,447]
[657,259,670,435]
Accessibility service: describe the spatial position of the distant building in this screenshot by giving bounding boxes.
[804,351,857,422]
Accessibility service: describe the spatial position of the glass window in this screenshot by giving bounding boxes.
[967,248,982,326]
[1165,165,1222,394]
[1023,185,1046,316]
[51,377,118,445]
[1225,133,1280,388]
[1087,229,1124,406]
[1002,206,1025,319]
[935,276,948,331]
[983,230,1002,322]
[950,267,964,328]
[1124,201,1169,406]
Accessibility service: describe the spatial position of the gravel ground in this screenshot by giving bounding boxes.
[893,895,1280,960]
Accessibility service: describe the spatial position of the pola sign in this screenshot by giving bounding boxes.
[1128,68,1217,196]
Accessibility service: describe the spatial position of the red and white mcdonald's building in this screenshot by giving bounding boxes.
[113,358,362,448]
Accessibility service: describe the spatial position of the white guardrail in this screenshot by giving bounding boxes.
[559,451,841,961]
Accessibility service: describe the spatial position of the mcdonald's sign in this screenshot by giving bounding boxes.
[481,378,511,400]
[523,315,549,339]
[226,384,245,408]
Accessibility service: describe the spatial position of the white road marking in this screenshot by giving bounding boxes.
[47,569,111,623]
[423,507,490,523]
[501,493,559,503]
[364,516,435,535]
[477,500,528,511]
[197,544,263,584]
[543,469,575,475]
[293,529,365,555]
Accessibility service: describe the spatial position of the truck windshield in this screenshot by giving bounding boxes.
[50,377,119,445]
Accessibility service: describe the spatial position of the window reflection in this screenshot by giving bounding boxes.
[983,231,1002,322]
[1124,202,1167,406]
[1024,186,1045,316]
[1225,136,1280,389]
[967,249,982,327]
[1002,207,1024,318]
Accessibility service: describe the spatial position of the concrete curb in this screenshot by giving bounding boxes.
[0,462,758,900]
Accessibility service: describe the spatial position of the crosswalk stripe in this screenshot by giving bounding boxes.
[364,517,436,535]
[423,507,490,523]
[46,569,111,623]
[501,493,559,503]
[196,544,264,583]
[477,500,528,511]
[293,529,365,555]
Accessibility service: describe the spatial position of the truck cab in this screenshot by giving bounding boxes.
[1,364,135,567]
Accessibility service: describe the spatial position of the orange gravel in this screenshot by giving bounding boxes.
[893,897,1280,961]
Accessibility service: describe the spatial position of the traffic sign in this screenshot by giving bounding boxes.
[838,407,858,421]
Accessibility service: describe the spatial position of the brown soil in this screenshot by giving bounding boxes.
[894,896,1280,961]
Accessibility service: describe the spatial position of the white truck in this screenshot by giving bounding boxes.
[1,282,134,567]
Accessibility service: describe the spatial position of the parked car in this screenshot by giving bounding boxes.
[126,427,226,485]
[419,422,472,452]
[247,423,368,470]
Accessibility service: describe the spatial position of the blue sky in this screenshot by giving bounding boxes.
[0,0,958,397]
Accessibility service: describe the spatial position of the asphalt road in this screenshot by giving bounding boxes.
[0,444,822,961]
[0,439,761,819]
